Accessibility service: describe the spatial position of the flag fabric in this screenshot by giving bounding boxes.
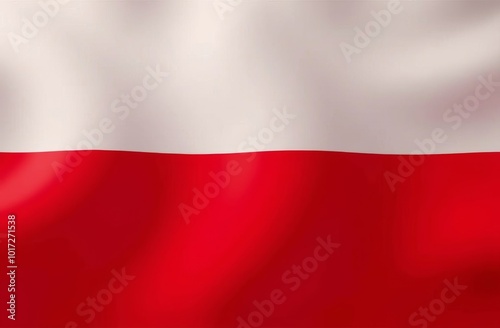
[1,1,500,327]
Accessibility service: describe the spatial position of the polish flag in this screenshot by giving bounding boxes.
[1,1,500,327]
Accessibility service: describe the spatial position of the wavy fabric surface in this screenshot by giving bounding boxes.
[1,1,500,327]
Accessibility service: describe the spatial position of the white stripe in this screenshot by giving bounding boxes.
[1,1,499,154]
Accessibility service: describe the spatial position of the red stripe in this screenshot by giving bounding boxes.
[1,150,500,327]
